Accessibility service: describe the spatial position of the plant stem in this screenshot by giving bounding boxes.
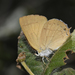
[21,61,34,75]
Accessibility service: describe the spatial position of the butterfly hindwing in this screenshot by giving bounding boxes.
[40,19,70,50]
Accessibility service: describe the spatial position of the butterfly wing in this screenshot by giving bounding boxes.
[19,15,47,52]
[40,19,71,50]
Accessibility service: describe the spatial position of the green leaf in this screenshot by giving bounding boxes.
[44,30,75,75]
[17,30,75,75]
[18,32,46,75]
[53,68,75,75]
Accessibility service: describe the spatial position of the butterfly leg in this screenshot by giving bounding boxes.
[42,57,46,64]
[44,56,49,61]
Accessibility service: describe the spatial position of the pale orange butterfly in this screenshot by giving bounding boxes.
[19,15,71,59]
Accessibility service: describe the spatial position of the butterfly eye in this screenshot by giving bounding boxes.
[35,51,38,54]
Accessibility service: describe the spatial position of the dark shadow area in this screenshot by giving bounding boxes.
[63,51,75,69]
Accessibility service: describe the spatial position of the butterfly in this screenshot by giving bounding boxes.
[19,15,71,59]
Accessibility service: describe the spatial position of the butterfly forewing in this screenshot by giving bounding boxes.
[19,15,47,52]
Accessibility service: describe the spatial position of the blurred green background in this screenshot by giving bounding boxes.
[0,0,75,75]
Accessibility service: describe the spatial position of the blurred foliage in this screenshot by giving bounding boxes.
[53,68,75,75]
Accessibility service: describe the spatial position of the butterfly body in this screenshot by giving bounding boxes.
[35,48,53,57]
